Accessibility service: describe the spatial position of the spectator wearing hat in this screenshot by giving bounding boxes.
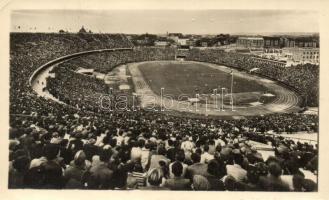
[30,153,48,169]
[50,132,62,144]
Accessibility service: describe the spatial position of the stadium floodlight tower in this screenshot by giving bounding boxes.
[161,87,165,96]
[230,71,235,111]
[195,93,200,111]
[161,87,165,111]
[221,87,226,111]
[212,88,219,111]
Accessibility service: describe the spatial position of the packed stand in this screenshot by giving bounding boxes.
[9,113,317,190]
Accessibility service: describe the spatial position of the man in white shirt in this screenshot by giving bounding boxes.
[200,145,214,164]
[141,143,151,171]
[181,137,195,153]
[130,140,143,163]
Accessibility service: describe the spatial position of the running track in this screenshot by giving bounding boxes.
[129,61,302,118]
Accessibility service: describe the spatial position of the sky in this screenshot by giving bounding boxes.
[11,10,319,34]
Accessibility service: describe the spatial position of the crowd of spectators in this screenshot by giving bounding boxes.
[45,47,176,112]
[10,33,132,115]
[9,33,318,191]
[9,111,318,190]
[56,47,176,73]
[47,66,109,110]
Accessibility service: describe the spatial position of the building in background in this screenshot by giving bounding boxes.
[284,38,296,48]
[186,39,196,47]
[263,36,284,49]
[177,37,189,46]
[282,47,319,65]
[201,41,208,47]
[284,37,318,48]
[294,37,318,48]
[236,37,264,49]
[167,33,183,43]
[154,40,169,47]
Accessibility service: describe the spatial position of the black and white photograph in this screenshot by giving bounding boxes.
[1,0,328,198]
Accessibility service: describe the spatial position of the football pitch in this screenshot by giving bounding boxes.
[138,61,274,105]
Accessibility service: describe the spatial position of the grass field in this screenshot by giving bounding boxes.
[138,61,274,105]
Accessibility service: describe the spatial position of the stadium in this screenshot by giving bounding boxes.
[29,44,303,118]
[9,31,318,191]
